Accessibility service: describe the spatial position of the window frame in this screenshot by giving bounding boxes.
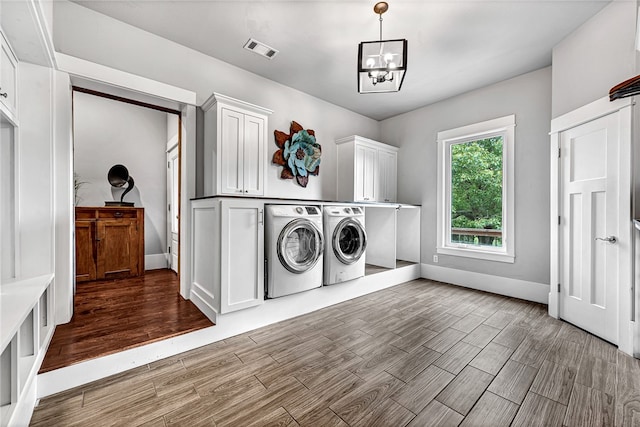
[436,115,515,263]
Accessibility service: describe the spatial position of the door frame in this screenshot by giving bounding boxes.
[549,95,634,355]
[56,56,198,324]
[167,137,179,273]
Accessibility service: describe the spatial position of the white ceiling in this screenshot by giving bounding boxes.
[72,0,609,120]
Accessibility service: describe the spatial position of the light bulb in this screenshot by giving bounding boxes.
[383,53,393,63]
[388,62,397,69]
[366,58,375,68]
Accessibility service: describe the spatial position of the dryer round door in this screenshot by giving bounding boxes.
[277,219,324,274]
[332,218,367,265]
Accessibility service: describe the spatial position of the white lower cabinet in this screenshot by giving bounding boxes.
[190,198,264,319]
[220,199,264,312]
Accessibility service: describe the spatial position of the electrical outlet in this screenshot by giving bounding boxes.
[433,255,438,263]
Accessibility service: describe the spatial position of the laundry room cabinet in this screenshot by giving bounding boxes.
[202,93,273,197]
[190,198,264,319]
[336,135,398,203]
[0,29,18,123]
[377,147,398,203]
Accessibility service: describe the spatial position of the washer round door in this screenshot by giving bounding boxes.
[277,219,324,274]
[332,218,367,265]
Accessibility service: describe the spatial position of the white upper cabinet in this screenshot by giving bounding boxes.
[0,29,18,122]
[203,93,272,197]
[377,148,397,203]
[355,143,377,201]
[336,135,398,203]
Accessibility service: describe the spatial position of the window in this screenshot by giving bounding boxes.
[437,115,515,263]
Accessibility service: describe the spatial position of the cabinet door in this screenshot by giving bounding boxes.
[355,144,377,201]
[219,108,245,195]
[378,149,397,202]
[219,199,264,313]
[96,219,139,279]
[243,114,265,196]
[75,220,97,282]
[0,33,17,118]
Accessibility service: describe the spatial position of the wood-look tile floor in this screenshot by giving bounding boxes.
[32,278,640,426]
[39,269,214,373]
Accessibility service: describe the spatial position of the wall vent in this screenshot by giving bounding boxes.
[243,38,279,60]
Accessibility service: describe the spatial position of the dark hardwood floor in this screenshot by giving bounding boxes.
[39,269,214,373]
[32,278,639,426]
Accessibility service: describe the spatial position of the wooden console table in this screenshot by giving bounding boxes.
[75,207,145,282]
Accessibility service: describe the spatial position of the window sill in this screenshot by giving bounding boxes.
[437,247,515,263]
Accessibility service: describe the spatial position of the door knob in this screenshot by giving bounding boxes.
[594,236,617,244]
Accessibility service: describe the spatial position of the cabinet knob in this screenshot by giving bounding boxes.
[114,212,123,217]
[244,190,248,193]
[0,92,7,98]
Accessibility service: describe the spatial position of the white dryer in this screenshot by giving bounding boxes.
[265,205,324,298]
[323,205,367,285]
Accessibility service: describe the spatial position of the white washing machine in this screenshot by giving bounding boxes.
[265,205,324,298]
[323,205,367,285]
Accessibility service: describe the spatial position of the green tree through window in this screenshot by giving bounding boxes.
[450,136,503,247]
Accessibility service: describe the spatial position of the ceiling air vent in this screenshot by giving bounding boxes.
[243,38,279,60]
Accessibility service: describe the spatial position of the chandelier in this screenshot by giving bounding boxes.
[358,2,408,93]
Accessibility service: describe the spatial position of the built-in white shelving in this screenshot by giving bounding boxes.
[1,274,54,427]
[364,204,421,269]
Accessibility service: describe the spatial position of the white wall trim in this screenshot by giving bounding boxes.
[144,254,168,270]
[179,105,197,299]
[436,115,516,263]
[189,282,217,323]
[550,96,633,133]
[54,53,196,106]
[37,264,421,398]
[421,263,549,304]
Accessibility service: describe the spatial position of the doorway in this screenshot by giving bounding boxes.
[40,88,212,370]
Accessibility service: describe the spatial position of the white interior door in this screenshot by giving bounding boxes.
[559,112,620,344]
[167,145,179,273]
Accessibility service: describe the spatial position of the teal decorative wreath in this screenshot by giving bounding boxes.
[273,121,321,188]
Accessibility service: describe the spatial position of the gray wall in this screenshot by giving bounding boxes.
[73,91,168,258]
[380,67,552,285]
[551,0,637,118]
[53,1,380,201]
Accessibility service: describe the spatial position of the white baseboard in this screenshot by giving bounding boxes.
[37,263,421,398]
[421,263,549,304]
[190,282,217,324]
[145,253,168,270]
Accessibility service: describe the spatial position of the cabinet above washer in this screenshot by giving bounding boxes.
[336,135,398,203]
[202,93,273,197]
[0,29,18,123]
